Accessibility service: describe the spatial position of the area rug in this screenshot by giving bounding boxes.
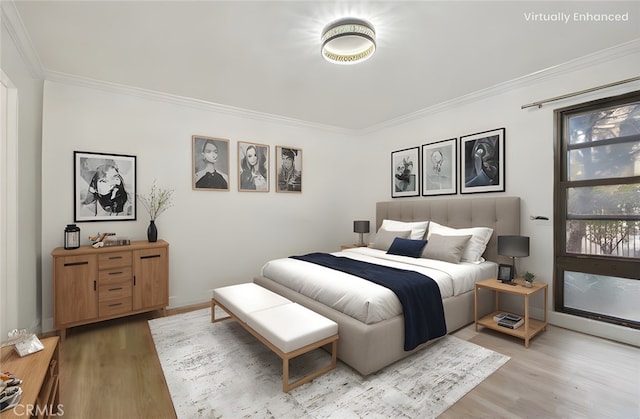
[149,308,509,418]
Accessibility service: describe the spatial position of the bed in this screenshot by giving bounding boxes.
[254,196,520,376]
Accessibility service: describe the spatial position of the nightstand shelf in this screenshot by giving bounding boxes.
[475,278,548,347]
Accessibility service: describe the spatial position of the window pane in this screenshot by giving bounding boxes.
[564,271,640,323]
[566,220,640,257]
[567,184,640,216]
[567,141,640,181]
[568,102,640,145]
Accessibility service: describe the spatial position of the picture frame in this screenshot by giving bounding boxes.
[460,127,505,194]
[497,263,514,283]
[391,147,420,198]
[192,136,230,191]
[422,138,457,196]
[74,151,136,222]
[238,141,270,192]
[276,146,302,193]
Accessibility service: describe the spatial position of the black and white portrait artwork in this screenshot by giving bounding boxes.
[74,151,136,222]
[391,147,420,198]
[276,146,302,193]
[192,136,230,191]
[238,141,269,192]
[422,138,457,196]
[460,128,505,194]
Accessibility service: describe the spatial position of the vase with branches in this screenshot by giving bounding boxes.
[137,180,174,242]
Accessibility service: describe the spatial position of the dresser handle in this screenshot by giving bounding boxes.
[108,256,123,260]
[140,254,161,260]
[108,287,123,291]
[64,261,89,267]
[108,271,123,275]
[108,302,123,307]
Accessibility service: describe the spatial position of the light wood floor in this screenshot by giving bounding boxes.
[55,306,639,419]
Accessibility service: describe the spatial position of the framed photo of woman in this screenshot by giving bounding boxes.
[192,136,230,191]
[391,147,419,198]
[74,151,136,222]
[276,146,302,193]
[238,141,270,192]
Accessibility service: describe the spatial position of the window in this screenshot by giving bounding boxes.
[555,90,640,329]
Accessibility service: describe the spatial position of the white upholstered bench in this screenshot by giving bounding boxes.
[211,283,339,392]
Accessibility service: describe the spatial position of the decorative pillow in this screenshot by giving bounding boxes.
[427,222,493,262]
[387,237,428,258]
[381,219,429,240]
[421,233,472,264]
[371,228,412,251]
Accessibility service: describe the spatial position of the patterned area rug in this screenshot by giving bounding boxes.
[149,308,509,418]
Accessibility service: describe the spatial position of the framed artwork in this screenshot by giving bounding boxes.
[276,146,302,193]
[74,151,136,222]
[422,138,457,196]
[460,128,505,194]
[238,141,270,192]
[498,263,514,283]
[192,135,230,191]
[391,147,420,198]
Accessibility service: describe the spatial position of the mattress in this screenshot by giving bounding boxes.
[260,247,497,325]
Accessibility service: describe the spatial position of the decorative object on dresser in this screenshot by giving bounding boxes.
[51,240,169,340]
[136,180,173,243]
[353,220,370,246]
[391,146,420,198]
[73,151,137,222]
[63,224,80,250]
[497,235,530,277]
[460,127,505,194]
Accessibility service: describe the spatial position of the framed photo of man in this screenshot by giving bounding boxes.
[238,141,269,192]
[192,136,230,191]
[276,146,302,193]
[74,151,136,222]
[391,147,420,198]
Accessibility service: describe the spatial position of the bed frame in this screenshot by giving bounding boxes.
[254,196,520,376]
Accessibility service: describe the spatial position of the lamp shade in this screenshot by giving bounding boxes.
[497,235,530,257]
[353,220,370,234]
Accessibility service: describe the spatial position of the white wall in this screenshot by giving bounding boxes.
[40,81,372,330]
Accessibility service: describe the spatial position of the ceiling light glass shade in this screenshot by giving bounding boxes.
[321,18,376,65]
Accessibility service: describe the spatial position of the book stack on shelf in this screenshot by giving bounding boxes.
[493,312,524,329]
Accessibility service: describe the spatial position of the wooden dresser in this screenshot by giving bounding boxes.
[0,337,60,418]
[51,240,169,340]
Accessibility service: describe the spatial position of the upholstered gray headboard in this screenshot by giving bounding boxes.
[376,196,520,264]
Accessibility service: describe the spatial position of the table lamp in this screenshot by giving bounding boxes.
[497,235,530,280]
[353,220,370,247]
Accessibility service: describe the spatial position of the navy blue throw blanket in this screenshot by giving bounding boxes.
[290,253,447,351]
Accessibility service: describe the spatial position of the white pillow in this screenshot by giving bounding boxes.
[381,219,429,240]
[427,221,493,262]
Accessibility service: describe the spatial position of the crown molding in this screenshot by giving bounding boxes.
[358,38,640,135]
[1,0,43,79]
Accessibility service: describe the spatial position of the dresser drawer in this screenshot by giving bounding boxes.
[99,282,132,301]
[98,266,132,285]
[99,297,132,317]
[98,251,132,269]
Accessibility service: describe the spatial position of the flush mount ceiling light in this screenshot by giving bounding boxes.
[321,17,376,65]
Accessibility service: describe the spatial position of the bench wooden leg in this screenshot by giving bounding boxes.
[282,336,339,392]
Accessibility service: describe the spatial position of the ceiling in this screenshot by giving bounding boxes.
[11,1,640,130]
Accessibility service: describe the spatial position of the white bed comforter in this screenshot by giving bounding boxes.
[260,247,497,325]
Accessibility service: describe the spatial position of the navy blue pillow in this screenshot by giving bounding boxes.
[386,237,428,258]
